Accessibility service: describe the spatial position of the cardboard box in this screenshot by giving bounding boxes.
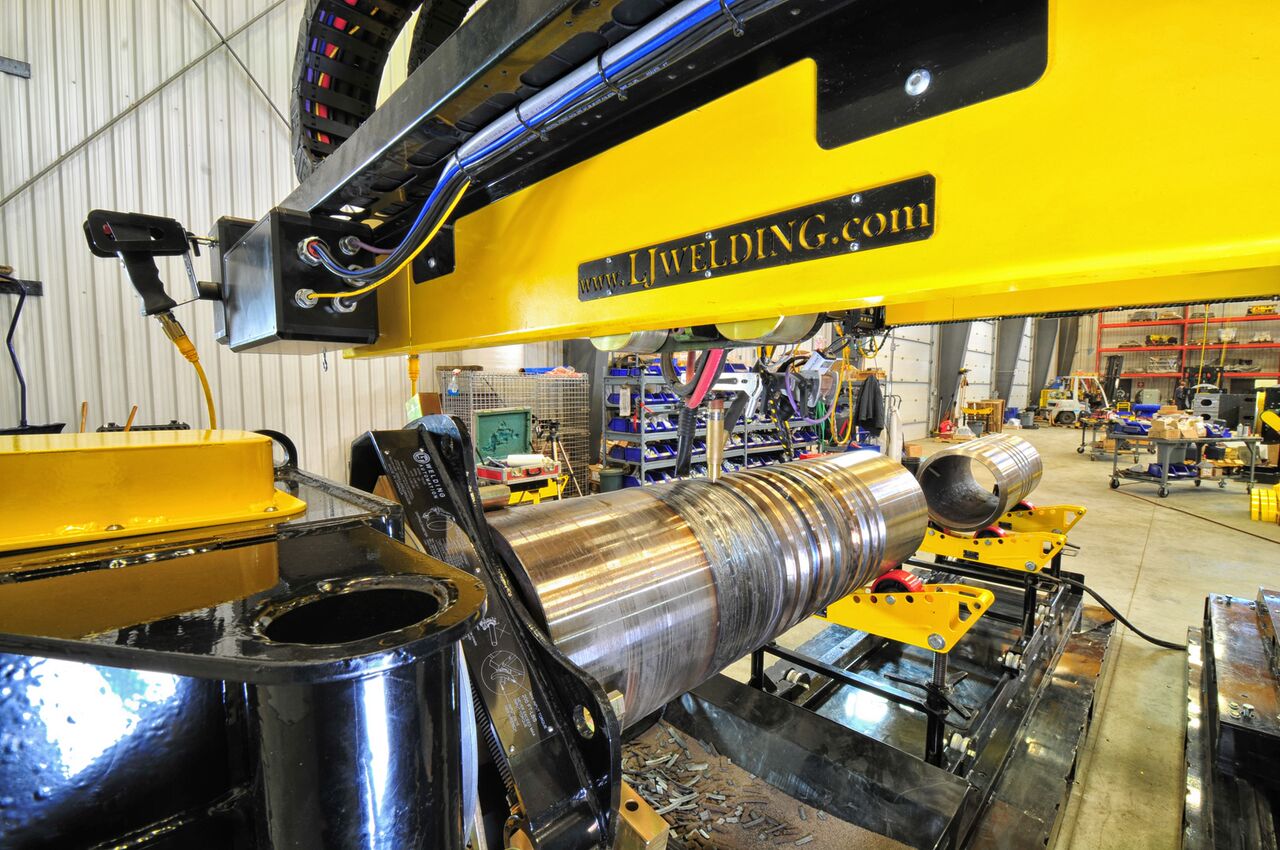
[905,443,925,458]
[1158,405,1180,415]
[404,392,443,420]
[976,399,1006,434]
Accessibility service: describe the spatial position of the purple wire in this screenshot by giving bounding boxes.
[783,371,832,425]
[351,237,393,255]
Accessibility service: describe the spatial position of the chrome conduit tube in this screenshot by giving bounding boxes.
[916,433,1043,532]
[488,451,926,726]
[308,0,795,279]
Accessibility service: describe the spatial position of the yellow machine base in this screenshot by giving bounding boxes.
[0,430,306,553]
[359,1,1280,355]
[919,526,1065,574]
[617,782,670,850]
[998,504,1086,536]
[818,583,995,654]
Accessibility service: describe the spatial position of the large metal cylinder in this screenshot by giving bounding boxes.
[916,433,1043,532]
[489,451,926,726]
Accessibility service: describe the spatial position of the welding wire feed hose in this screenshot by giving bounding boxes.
[488,451,927,726]
[305,0,790,281]
[917,433,1043,532]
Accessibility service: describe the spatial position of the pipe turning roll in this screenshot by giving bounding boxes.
[488,451,926,726]
[917,433,1043,532]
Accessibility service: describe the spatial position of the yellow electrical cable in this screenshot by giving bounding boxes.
[159,313,219,429]
[307,180,471,301]
[828,364,844,425]
[407,353,421,395]
[191,357,217,429]
[837,363,855,445]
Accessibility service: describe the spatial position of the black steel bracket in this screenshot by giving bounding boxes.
[0,278,41,297]
[349,416,620,850]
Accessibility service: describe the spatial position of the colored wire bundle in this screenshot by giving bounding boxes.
[302,176,469,301]
[299,0,777,294]
[303,0,364,148]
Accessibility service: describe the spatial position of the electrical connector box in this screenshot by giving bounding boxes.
[220,209,379,353]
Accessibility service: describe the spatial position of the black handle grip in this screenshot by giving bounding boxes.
[83,209,192,316]
[119,254,179,316]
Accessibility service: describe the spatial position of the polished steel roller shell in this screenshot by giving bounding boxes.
[488,451,926,726]
[916,433,1043,532]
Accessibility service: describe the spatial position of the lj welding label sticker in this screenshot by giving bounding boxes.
[577,174,934,301]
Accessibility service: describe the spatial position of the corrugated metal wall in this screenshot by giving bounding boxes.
[0,0,555,481]
[884,320,1033,438]
[1008,324,1033,410]
[880,327,933,442]
[965,320,996,399]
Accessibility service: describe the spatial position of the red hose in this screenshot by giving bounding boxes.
[686,349,727,408]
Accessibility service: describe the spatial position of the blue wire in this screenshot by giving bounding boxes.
[461,1,723,167]
[315,0,735,279]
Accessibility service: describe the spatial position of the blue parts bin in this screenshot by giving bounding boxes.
[1111,418,1150,435]
[1148,462,1198,480]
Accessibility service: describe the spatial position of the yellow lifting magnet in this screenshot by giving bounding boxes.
[918,526,1065,574]
[818,583,995,654]
[0,430,306,553]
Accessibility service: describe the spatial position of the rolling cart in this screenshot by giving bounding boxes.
[1109,435,1260,497]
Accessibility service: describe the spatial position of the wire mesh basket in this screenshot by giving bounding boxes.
[1147,355,1180,373]
[437,369,590,497]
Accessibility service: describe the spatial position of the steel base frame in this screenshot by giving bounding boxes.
[717,556,1113,849]
[1182,596,1280,849]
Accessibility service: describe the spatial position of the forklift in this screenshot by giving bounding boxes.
[1039,374,1111,426]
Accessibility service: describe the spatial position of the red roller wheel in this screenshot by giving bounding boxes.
[1013,500,1036,512]
[873,569,925,594]
[976,524,1009,539]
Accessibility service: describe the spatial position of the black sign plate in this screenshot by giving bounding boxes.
[578,175,934,301]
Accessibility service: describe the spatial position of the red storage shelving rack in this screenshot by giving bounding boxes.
[1095,303,1280,395]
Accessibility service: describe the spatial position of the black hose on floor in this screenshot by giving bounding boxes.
[917,556,1188,651]
[1048,574,1187,651]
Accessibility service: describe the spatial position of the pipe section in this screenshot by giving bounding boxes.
[916,433,1043,532]
[489,451,925,726]
[247,574,477,850]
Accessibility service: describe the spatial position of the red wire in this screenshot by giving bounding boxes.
[686,349,727,408]
[310,2,369,145]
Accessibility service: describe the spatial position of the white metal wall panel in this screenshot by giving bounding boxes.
[0,0,557,482]
[1009,323,1033,410]
[226,0,300,123]
[199,0,285,37]
[0,0,217,202]
[880,326,934,442]
[965,320,996,400]
[1074,313,1098,374]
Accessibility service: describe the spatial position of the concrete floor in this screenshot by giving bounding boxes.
[722,426,1280,848]
[1024,427,1277,850]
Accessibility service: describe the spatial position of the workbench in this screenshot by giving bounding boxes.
[1078,419,1155,461]
[1108,435,1260,497]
